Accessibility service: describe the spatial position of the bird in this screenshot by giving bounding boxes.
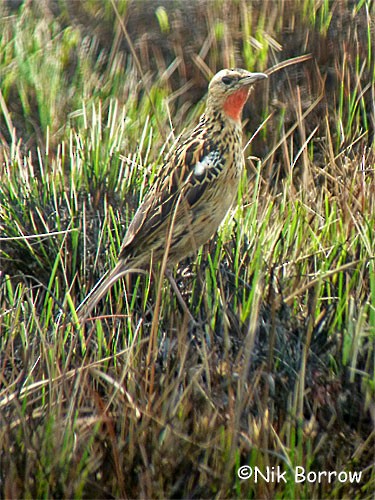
[77,68,267,323]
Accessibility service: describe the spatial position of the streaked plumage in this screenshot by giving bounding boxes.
[78,68,267,322]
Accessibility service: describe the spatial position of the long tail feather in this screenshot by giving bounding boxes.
[77,260,129,323]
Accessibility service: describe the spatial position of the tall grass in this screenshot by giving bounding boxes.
[1,0,374,498]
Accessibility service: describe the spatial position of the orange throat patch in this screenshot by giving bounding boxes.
[223,87,250,122]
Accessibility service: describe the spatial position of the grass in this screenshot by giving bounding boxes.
[1,0,374,498]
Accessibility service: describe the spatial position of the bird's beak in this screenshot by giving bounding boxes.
[240,72,268,85]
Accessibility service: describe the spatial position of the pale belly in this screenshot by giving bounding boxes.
[168,158,242,263]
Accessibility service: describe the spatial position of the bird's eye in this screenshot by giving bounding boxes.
[221,76,233,85]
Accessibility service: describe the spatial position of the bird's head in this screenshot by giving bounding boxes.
[206,68,267,122]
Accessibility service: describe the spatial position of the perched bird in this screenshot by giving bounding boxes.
[78,68,267,322]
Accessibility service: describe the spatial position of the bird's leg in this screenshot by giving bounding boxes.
[165,268,196,324]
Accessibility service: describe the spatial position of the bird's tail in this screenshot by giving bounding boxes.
[77,260,130,324]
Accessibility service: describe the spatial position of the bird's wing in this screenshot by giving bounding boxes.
[119,130,223,256]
